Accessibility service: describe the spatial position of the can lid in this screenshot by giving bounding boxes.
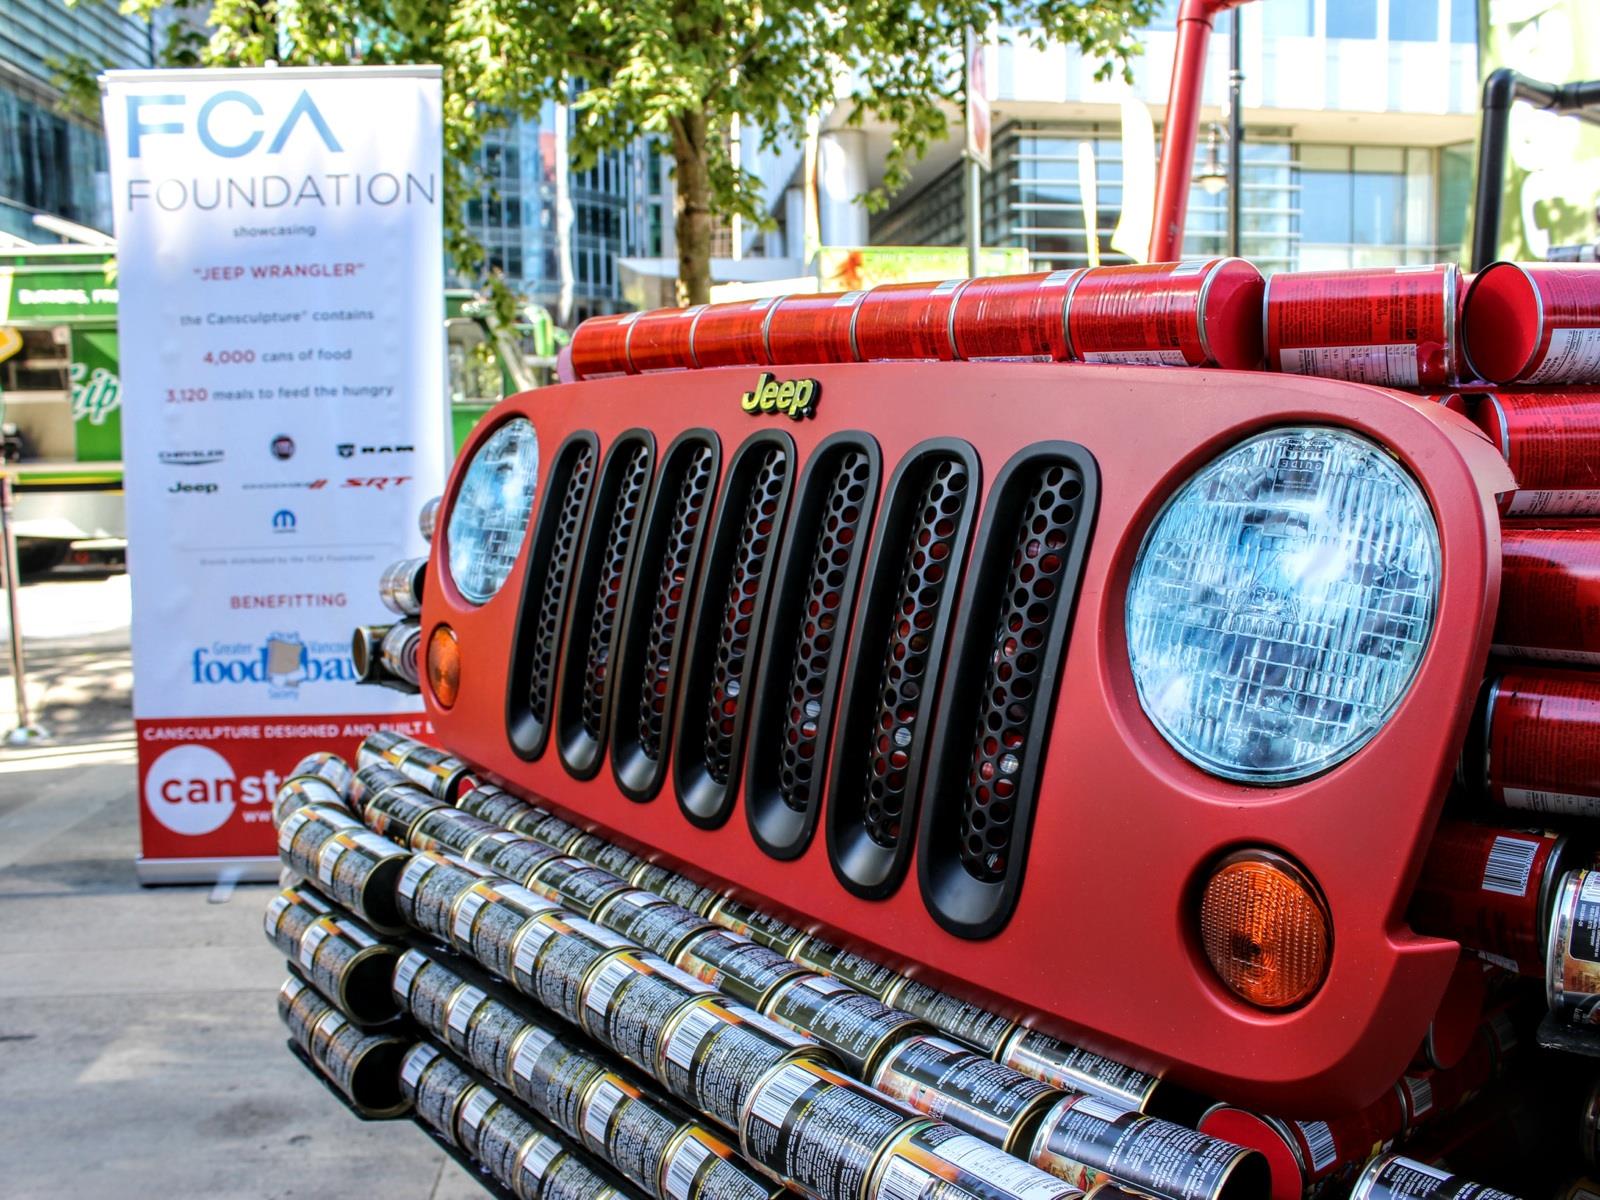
[1462,262,1543,384]
[1194,1107,1305,1200]
[1196,258,1266,370]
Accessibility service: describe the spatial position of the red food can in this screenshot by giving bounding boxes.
[1198,1086,1406,1200]
[852,279,970,362]
[627,304,705,373]
[950,271,1079,362]
[766,291,865,365]
[1477,668,1600,818]
[1265,264,1459,388]
[1397,1028,1493,1133]
[1409,819,1573,977]
[1495,523,1600,664]
[1410,954,1490,1069]
[1470,389,1600,516]
[691,297,777,369]
[1463,262,1600,385]
[1064,258,1264,370]
[569,311,641,379]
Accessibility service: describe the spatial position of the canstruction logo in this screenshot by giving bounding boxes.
[143,744,281,836]
[191,633,355,698]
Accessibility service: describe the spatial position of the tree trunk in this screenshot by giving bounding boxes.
[670,111,714,307]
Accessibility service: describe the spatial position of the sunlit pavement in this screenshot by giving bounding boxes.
[0,569,479,1198]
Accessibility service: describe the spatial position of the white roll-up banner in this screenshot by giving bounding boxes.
[102,66,447,881]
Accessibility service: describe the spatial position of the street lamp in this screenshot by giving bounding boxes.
[1196,125,1228,196]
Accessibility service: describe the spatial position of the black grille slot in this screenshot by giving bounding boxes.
[507,432,598,760]
[674,432,795,829]
[826,440,978,899]
[608,431,720,801]
[556,432,655,779]
[918,443,1097,939]
[746,434,880,860]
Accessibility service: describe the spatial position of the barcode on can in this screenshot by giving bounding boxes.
[402,1044,439,1087]
[453,891,489,943]
[298,923,331,969]
[878,1159,932,1200]
[394,951,425,999]
[512,1028,555,1079]
[666,1005,722,1069]
[448,986,487,1034]
[398,856,431,899]
[934,1134,1070,1199]
[522,1135,560,1178]
[584,1080,626,1144]
[1405,1075,1434,1119]
[462,1088,495,1129]
[316,838,345,879]
[514,921,555,976]
[749,1063,814,1126]
[1071,1095,1133,1123]
[1481,836,1539,897]
[1294,1120,1337,1173]
[585,958,632,1020]
[665,1136,712,1200]
[266,895,291,924]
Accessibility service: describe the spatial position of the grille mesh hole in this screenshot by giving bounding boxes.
[863,458,969,848]
[638,444,716,761]
[960,465,1080,881]
[529,447,594,722]
[703,449,790,785]
[582,443,650,739]
[779,450,872,812]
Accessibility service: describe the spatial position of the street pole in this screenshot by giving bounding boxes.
[1227,6,1244,258]
[1,473,49,745]
[967,155,982,279]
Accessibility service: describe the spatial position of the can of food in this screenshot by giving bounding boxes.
[409,807,500,858]
[596,888,717,959]
[277,802,362,878]
[264,883,334,953]
[763,975,927,1078]
[510,910,634,1024]
[465,830,563,885]
[1549,870,1600,1027]
[949,272,1077,363]
[404,1041,475,1140]
[443,980,492,1056]
[379,555,427,616]
[532,1141,631,1200]
[873,1119,1081,1200]
[348,761,415,815]
[513,808,588,853]
[1264,264,1458,387]
[380,620,422,685]
[1494,524,1600,661]
[628,304,705,373]
[1469,390,1600,516]
[392,947,430,1012]
[529,855,633,919]
[634,862,722,916]
[692,298,777,370]
[674,927,813,1009]
[455,1083,503,1160]
[465,992,531,1086]
[580,949,717,1073]
[707,897,810,957]
[738,1057,921,1200]
[397,850,485,940]
[308,1010,412,1118]
[852,280,969,362]
[405,955,471,1036]
[1066,258,1265,371]
[1462,262,1600,385]
[277,973,321,1045]
[792,939,910,1005]
[571,310,642,379]
[458,782,540,829]
[1400,1028,1494,1133]
[1409,820,1572,977]
[1348,1154,1519,1200]
[454,879,561,979]
[509,1022,607,1141]
[363,783,446,844]
[767,292,867,366]
[1197,1090,1407,1200]
[273,775,347,827]
[1027,1093,1267,1200]
[394,742,474,803]
[1479,669,1600,817]
[473,1093,539,1189]
[1411,956,1491,1072]
[317,829,409,933]
[868,1033,1059,1154]
[882,979,1018,1057]
[568,832,650,882]
[579,1070,689,1196]
[658,995,829,1131]
[511,1127,566,1200]
[357,729,413,770]
[660,1124,787,1200]
[297,912,403,1026]
[288,750,354,796]
[1000,1029,1162,1114]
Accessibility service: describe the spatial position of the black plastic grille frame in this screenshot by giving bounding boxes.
[556,432,655,780]
[918,442,1097,940]
[674,431,795,829]
[826,439,979,899]
[746,433,881,861]
[507,432,599,761]
[608,430,721,801]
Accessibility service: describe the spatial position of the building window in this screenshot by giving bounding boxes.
[1326,0,1377,39]
[1261,0,1314,37]
[1296,144,1441,269]
[1388,0,1438,42]
[1450,0,1477,43]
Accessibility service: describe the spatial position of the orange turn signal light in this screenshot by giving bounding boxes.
[427,624,460,709]
[1199,848,1331,1010]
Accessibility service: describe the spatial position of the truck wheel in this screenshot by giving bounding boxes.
[14,540,70,580]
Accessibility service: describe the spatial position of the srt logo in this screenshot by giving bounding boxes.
[344,476,411,489]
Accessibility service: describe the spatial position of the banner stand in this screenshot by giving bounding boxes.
[136,856,280,885]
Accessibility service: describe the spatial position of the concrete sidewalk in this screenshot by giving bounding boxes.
[0,570,480,1199]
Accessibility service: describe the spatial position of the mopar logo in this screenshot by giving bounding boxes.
[125,89,342,158]
[272,509,297,531]
[190,634,356,695]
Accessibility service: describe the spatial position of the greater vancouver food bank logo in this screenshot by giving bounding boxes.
[191,633,356,698]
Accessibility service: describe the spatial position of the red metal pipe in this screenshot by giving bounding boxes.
[1148,0,1257,263]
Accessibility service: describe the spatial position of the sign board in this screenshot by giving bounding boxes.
[965,29,992,173]
[101,66,447,882]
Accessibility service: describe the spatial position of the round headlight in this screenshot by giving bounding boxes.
[446,417,540,604]
[1126,427,1439,784]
